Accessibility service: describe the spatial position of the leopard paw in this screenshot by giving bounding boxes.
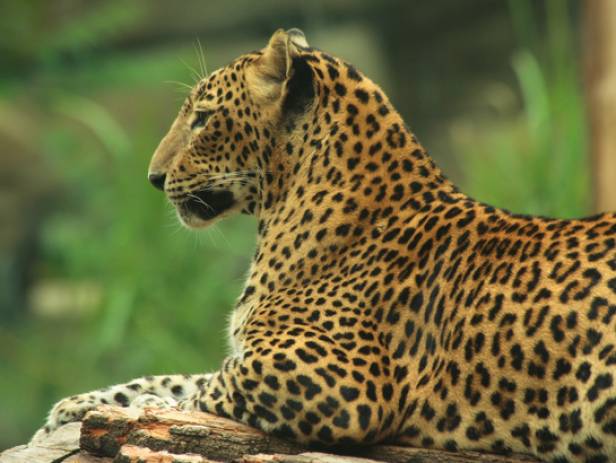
[30,395,99,443]
[131,393,178,409]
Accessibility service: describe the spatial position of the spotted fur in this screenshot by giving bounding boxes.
[34,29,616,463]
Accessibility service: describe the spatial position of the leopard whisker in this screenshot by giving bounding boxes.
[186,193,215,212]
[164,80,194,92]
[179,57,204,85]
[195,39,209,79]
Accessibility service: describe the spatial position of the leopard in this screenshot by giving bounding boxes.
[32,28,616,463]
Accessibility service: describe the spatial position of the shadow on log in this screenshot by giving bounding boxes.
[0,406,541,463]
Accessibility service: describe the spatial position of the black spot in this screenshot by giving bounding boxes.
[340,386,360,402]
[333,410,350,429]
[608,277,616,294]
[251,360,263,375]
[274,358,297,372]
[296,348,318,364]
[317,425,334,443]
[335,224,350,236]
[354,88,370,104]
[258,391,277,407]
[114,392,129,406]
[420,401,435,421]
[550,315,565,342]
[575,362,590,383]
[334,83,347,96]
[587,373,613,401]
[466,426,480,441]
[410,293,423,313]
[298,374,322,400]
[511,424,531,448]
[510,344,524,370]
[357,404,371,430]
[346,64,362,81]
[327,65,339,80]
[298,420,312,435]
[552,358,572,380]
[382,383,393,401]
[347,158,360,170]
[444,440,458,452]
[535,426,559,453]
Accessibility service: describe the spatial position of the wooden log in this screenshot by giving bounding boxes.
[116,444,218,463]
[239,453,387,463]
[0,406,541,463]
[0,422,93,463]
[80,406,305,460]
[78,406,539,463]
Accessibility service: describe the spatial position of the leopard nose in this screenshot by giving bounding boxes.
[148,172,166,191]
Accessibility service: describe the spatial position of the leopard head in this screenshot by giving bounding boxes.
[148,28,313,228]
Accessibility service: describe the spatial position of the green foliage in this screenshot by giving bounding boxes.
[453,0,589,218]
[0,39,255,448]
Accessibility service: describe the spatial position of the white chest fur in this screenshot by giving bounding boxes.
[227,287,254,357]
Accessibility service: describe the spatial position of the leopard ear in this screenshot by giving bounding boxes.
[256,29,309,81]
[258,29,293,81]
[286,28,309,49]
[248,29,309,102]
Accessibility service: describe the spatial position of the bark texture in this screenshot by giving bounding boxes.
[0,406,541,463]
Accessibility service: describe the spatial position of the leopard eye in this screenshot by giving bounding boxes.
[191,110,212,130]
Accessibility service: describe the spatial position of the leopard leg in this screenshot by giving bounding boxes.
[31,373,211,442]
[179,332,397,445]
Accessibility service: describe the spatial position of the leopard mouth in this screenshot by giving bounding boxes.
[180,189,235,222]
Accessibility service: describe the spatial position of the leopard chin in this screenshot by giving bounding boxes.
[177,189,235,227]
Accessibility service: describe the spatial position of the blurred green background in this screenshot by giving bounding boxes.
[0,0,588,449]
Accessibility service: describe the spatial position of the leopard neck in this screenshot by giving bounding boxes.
[254,57,462,242]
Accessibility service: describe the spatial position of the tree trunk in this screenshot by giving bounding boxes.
[585,0,616,213]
